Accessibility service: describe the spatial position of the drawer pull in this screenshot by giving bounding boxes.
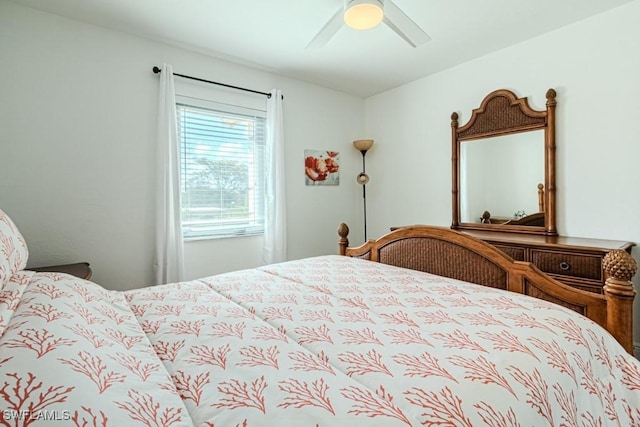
[559,261,571,271]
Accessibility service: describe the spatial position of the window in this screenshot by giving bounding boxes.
[176,99,266,239]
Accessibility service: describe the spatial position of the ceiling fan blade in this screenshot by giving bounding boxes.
[306,6,345,49]
[383,0,431,47]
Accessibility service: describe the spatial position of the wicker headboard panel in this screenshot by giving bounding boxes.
[378,237,508,290]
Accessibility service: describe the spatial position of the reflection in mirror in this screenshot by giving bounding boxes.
[460,131,544,224]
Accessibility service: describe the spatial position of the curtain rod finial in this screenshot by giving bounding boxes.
[152,66,161,74]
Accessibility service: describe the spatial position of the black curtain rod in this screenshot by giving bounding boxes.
[153,66,279,99]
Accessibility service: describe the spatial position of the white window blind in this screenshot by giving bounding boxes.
[176,100,266,239]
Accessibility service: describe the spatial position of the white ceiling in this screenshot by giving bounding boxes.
[10,0,634,98]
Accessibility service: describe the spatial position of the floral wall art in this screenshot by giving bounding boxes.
[304,150,340,186]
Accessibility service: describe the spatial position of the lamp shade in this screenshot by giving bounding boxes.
[344,0,384,30]
[353,139,374,152]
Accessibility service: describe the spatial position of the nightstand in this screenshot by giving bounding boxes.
[29,262,92,280]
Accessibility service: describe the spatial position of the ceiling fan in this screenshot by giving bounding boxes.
[307,0,431,49]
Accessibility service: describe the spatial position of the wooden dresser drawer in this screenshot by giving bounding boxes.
[462,229,633,295]
[530,250,602,282]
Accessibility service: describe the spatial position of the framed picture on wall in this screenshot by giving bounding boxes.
[304,150,340,186]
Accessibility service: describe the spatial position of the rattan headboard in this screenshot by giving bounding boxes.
[377,237,508,289]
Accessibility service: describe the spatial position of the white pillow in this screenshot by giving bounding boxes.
[0,209,29,288]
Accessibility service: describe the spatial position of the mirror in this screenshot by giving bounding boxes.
[451,89,557,236]
[460,131,544,223]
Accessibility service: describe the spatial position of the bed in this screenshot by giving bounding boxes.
[1,210,639,426]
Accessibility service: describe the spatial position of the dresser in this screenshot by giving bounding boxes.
[463,230,634,294]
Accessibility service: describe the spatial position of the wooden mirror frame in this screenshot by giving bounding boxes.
[451,88,558,236]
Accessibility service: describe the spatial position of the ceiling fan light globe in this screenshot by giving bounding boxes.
[344,0,384,30]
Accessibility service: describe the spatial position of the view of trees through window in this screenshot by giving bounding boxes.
[177,103,265,238]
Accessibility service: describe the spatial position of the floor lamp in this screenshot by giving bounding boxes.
[353,139,374,241]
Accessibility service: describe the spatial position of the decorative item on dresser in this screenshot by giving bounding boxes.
[449,87,634,294]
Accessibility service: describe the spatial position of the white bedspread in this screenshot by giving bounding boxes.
[1,255,639,426]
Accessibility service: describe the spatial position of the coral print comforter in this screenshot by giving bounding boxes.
[1,255,640,426]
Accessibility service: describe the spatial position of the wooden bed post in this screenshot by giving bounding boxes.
[602,249,637,354]
[338,223,350,256]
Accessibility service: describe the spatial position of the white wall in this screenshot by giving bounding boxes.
[364,1,640,342]
[0,1,365,289]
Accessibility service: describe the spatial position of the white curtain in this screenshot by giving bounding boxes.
[263,89,287,264]
[155,63,185,284]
